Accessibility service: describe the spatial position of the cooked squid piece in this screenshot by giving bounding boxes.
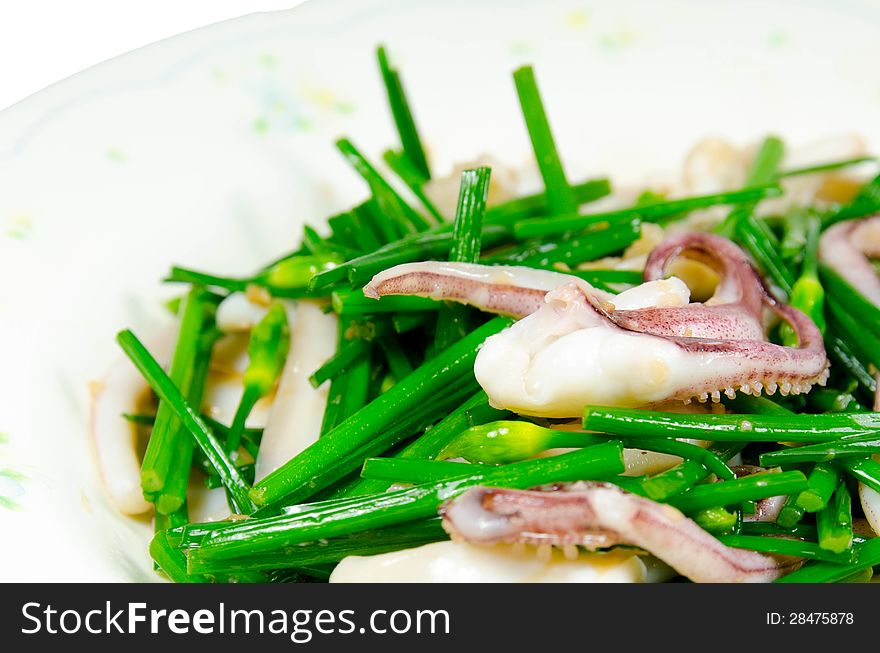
[819,215,880,306]
[90,330,175,515]
[215,292,270,333]
[365,261,690,319]
[859,456,880,537]
[367,233,828,417]
[330,540,653,583]
[364,261,585,318]
[254,301,338,481]
[860,483,880,537]
[441,483,795,583]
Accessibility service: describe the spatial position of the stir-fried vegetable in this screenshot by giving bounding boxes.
[186,442,624,571]
[118,330,256,515]
[140,288,218,515]
[514,184,781,239]
[251,317,512,507]
[100,42,880,585]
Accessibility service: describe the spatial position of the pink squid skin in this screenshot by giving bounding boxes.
[599,232,829,400]
[614,231,767,340]
[365,268,549,318]
[364,232,829,402]
[731,466,786,523]
[363,262,580,318]
[365,234,770,341]
[585,292,828,402]
[440,483,800,583]
[819,215,880,307]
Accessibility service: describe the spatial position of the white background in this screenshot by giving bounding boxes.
[0,1,305,110]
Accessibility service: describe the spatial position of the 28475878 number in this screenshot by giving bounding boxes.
[766,613,854,625]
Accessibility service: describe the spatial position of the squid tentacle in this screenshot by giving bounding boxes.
[440,483,800,583]
[363,261,590,318]
[606,231,771,341]
[643,230,766,316]
[581,284,827,403]
[364,233,829,412]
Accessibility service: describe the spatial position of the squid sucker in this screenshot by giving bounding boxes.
[365,232,829,417]
[440,483,797,583]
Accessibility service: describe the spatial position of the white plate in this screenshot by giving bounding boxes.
[2,0,880,581]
